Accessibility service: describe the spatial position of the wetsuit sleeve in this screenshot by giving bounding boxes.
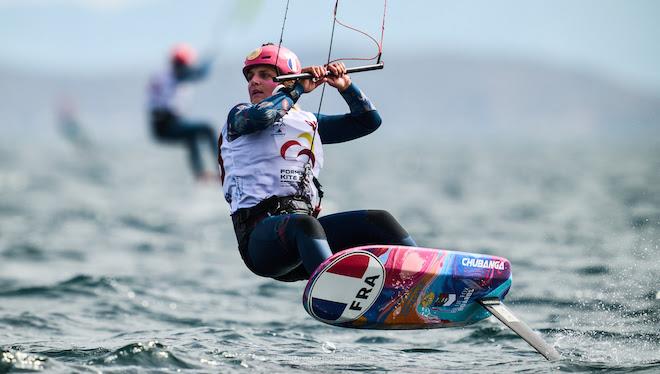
[317,83,382,144]
[226,83,305,141]
[180,59,213,82]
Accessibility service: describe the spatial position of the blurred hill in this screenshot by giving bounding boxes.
[1,52,658,143]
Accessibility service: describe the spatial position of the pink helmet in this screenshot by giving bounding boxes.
[171,44,197,66]
[243,43,301,80]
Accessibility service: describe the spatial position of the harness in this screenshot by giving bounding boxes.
[231,194,319,276]
[232,195,315,225]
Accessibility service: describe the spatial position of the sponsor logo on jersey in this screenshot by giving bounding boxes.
[271,121,285,136]
[280,168,303,184]
[307,251,385,323]
[279,133,316,167]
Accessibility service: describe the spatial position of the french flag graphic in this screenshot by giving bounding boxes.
[308,251,385,323]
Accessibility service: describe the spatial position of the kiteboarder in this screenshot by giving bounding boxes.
[147,44,218,181]
[219,43,416,281]
[56,97,92,150]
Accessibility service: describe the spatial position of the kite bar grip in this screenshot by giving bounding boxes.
[273,62,384,82]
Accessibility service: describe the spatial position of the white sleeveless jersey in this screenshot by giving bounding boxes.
[146,70,192,114]
[219,106,324,213]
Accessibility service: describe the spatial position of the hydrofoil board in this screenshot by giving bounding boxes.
[302,245,559,360]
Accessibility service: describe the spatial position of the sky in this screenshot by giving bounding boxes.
[1,0,659,94]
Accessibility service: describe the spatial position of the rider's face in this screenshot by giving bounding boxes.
[246,65,279,104]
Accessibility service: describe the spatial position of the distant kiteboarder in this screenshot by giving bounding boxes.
[218,43,416,282]
[147,44,218,181]
[56,97,92,151]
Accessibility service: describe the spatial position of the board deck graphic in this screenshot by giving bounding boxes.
[303,245,512,329]
[302,245,560,361]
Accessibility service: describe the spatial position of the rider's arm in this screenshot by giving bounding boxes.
[179,58,213,82]
[226,83,305,140]
[317,83,381,144]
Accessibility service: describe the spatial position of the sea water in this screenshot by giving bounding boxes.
[0,136,658,373]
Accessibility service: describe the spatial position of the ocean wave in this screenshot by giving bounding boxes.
[0,275,123,298]
[0,312,60,332]
[1,349,48,372]
[87,341,196,369]
[119,215,174,234]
